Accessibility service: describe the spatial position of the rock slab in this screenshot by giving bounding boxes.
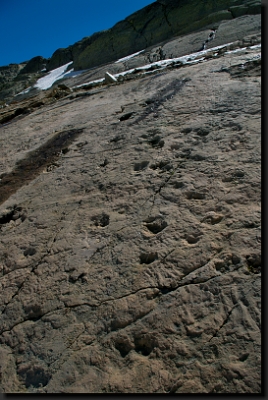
[0,16,261,395]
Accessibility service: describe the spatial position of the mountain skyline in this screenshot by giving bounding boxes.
[0,0,154,67]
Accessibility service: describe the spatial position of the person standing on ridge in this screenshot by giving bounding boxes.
[207,28,216,42]
[199,28,217,51]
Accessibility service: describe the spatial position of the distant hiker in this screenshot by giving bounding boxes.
[207,29,216,42]
[198,28,216,51]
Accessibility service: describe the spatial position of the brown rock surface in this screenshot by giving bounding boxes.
[0,27,261,393]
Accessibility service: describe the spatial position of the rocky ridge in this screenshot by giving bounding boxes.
[0,5,262,395]
[48,0,261,71]
[0,0,261,102]
[0,13,261,118]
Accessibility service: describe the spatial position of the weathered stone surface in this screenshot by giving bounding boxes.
[0,9,261,395]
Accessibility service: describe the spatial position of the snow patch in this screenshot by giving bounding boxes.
[40,42,261,92]
[225,43,261,55]
[75,78,105,89]
[115,50,145,63]
[74,41,248,90]
[34,61,73,90]
[61,68,86,80]
[16,87,31,96]
[16,41,262,97]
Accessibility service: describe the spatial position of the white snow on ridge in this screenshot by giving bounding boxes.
[17,63,86,95]
[61,69,86,80]
[74,42,261,91]
[225,43,261,55]
[34,61,73,90]
[75,77,105,89]
[17,41,261,96]
[17,87,31,96]
[112,42,261,77]
[115,49,145,63]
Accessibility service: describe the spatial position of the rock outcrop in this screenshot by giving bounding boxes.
[0,64,27,102]
[0,60,48,104]
[104,72,117,84]
[0,11,261,393]
[18,56,48,74]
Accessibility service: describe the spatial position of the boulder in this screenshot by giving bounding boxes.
[104,72,117,84]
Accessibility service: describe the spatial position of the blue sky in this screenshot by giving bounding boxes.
[0,0,155,67]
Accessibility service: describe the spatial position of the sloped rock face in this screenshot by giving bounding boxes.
[0,64,27,102]
[47,0,260,71]
[0,25,261,393]
[0,60,48,104]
